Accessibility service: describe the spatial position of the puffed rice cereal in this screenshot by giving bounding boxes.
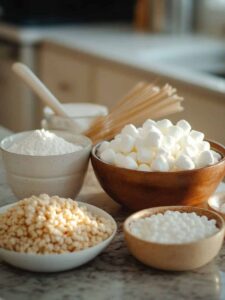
[0,194,115,254]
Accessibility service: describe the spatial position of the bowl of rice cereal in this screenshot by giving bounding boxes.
[0,194,117,272]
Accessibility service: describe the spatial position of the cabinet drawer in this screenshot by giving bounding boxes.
[39,47,91,103]
[95,66,145,108]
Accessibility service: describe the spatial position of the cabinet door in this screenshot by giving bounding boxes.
[39,46,92,104]
[0,59,35,131]
[95,66,145,108]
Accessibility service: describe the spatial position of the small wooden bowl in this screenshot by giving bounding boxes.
[124,206,225,271]
[208,192,225,221]
[91,140,225,211]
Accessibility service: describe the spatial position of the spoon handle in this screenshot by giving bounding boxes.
[12,62,68,118]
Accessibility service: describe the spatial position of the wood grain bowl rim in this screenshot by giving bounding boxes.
[123,205,225,247]
[91,140,225,174]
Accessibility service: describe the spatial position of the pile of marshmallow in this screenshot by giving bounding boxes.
[97,119,222,172]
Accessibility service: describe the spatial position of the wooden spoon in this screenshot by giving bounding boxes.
[12,62,68,118]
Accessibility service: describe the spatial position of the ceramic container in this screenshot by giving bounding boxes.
[123,205,225,271]
[42,102,108,134]
[91,140,225,211]
[0,130,92,199]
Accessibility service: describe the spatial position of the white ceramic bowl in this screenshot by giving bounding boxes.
[0,202,117,272]
[0,131,92,199]
[42,103,108,134]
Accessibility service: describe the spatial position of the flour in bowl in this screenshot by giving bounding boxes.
[7,129,82,155]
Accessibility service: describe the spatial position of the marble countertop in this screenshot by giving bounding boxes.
[0,23,225,96]
[1,126,225,300]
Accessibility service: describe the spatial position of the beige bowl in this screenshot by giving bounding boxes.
[124,206,225,271]
[0,131,92,199]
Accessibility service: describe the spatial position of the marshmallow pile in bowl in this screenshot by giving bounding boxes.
[98,119,221,172]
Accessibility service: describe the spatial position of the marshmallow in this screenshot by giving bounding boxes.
[120,134,135,154]
[176,120,191,134]
[121,124,139,138]
[197,141,210,152]
[211,150,222,163]
[138,164,151,172]
[98,118,216,172]
[197,150,214,168]
[100,149,116,164]
[156,119,173,133]
[124,156,138,170]
[115,153,138,170]
[144,130,163,148]
[175,154,195,170]
[179,135,196,148]
[151,155,170,172]
[171,144,181,157]
[110,137,122,152]
[143,119,156,130]
[114,153,126,168]
[156,147,170,158]
[137,148,154,164]
[180,145,198,159]
[98,141,110,154]
[134,137,145,151]
[128,151,137,161]
[138,128,148,138]
[114,134,122,140]
[142,122,161,135]
[190,130,204,142]
[167,125,184,140]
[167,155,175,170]
[162,136,176,150]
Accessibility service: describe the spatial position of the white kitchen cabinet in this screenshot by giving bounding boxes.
[38,42,225,144]
[0,41,36,132]
[0,58,35,131]
[39,44,146,109]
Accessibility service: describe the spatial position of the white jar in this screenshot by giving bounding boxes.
[41,103,108,134]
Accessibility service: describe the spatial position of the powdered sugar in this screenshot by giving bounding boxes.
[7,129,82,156]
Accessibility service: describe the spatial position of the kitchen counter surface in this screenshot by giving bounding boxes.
[43,27,225,96]
[0,22,225,96]
[1,127,225,300]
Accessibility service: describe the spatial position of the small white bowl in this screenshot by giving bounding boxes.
[42,103,108,134]
[0,202,117,272]
[0,130,92,199]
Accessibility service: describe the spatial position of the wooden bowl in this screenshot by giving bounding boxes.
[91,140,225,211]
[123,206,225,271]
[208,192,225,221]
